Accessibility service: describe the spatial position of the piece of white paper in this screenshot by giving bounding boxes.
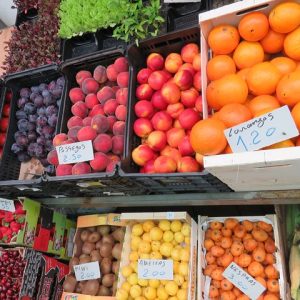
[0,198,15,212]
[74,261,101,281]
[138,259,173,280]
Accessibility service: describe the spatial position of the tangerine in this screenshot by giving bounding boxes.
[284,26,300,61]
[247,95,280,116]
[237,68,250,81]
[207,55,237,81]
[270,56,297,75]
[260,29,285,53]
[291,101,300,130]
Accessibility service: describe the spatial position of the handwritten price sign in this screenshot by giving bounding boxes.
[56,140,94,165]
[225,106,299,153]
[223,262,266,299]
[138,259,173,280]
[74,262,101,281]
[0,198,15,212]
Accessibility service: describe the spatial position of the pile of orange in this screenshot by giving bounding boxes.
[190,2,300,156]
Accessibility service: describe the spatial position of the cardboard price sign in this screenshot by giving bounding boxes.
[225,106,299,153]
[74,261,101,281]
[56,140,94,165]
[138,259,173,280]
[0,198,15,212]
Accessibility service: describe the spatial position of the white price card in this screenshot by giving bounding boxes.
[225,105,299,153]
[74,261,101,281]
[0,198,15,212]
[56,140,94,165]
[138,259,173,280]
[223,262,266,300]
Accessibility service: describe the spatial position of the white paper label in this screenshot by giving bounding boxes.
[0,198,15,212]
[56,140,94,165]
[224,106,299,153]
[74,262,101,281]
[166,212,175,220]
[223,262,266,299]
[138,259,173,280]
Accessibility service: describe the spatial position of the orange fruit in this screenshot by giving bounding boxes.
[296,62,300,71]
[216,103,253,128]
[233,41,264,69]
[270,56,297,75]
[207,55,237,81]
[206,74,248,108]
[276,70,300,106]
[238,12,269,42]
[206,87,222,111]
[265,139,295,149]
[190,119,227,155]
[247,95,280,116]
[296,136,300,146]
[237,68,250,81]
[246,62,282,96]
[284,26,300,61]
[208,25,240,55]
[291,101,300,130]
[269,2,300,34]
[260,29,285,53]
[224,144,233,154]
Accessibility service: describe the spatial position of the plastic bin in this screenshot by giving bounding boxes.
[120,26,231,194]
[15,8,38,29]
[45,50,149,197]
[0,65,66,197]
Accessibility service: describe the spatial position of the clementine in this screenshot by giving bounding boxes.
[291,101,300,130]
[260,29,285,54]
[284,26,300,61]
[247,95,280,116]
[207,55,237,81]
[270,56,297,75]
[237,68,250,81]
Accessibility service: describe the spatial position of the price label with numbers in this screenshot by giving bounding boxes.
[138,259,173,280]
[224,106,299,153]
[0,198,15,212]
[56,140,94,165]
[74,262,101,281]
[223,262,266,299]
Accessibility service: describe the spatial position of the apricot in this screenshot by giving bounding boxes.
[258,221,273,232]
[253,247,266,262]
[267,279,279,293]
[264,254,275,265]
[209,286,219,298]
[221,279,233,291]
[206,251,216,264]
[253,229,269,242]
[204,264,218,276]
[234,225,246,238]
[265,265,279,279]
[211,229,222,242]
[255,276,267,288]
[221,228,232,237]
[230,241,244,256]
[219,253,233,268]
[220,290,236,300]
[237,253,252,267]
[204,239,214,250]
[221,237,232,249]
[211,267,224,281]
[265,238,276,254]
[242,220,253,232]
[244,239,258,252]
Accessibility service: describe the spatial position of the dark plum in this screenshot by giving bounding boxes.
[30,92,39,101]
[51,88,62,99]
[37,116,47,127]
[28,122,36,131]
[16,135,28,147]
[17,97,27,109]
[17,152,30,162]
[11,143,23,154]
[20,88,30,98]
[48,80,56,91]
[42,90,50,98]
[34,95,44,107]
[37,107,46,116]
[46,105,58,116]
[24,103,36,114]
[43,95,56,106]
[56,77,65,87]
[31,86,39,93]
[27,143,37,156]
[45,140,53,152]
[28,131,37,142]
[14,131,23,140]
[28,114,38,123]
[16,110,27,120]
[42,126,54,139]
[17,119,29,132]
[37,136,46,146]
[36,126,43,135]
[48,115,57,127]
[39,83,48,92]
[34,144,45,158]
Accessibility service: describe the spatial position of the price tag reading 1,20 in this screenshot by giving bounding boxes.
[138,259,173,280]
[225,105,299,153]
[0,198,15,212]
[56,140,94,165]
[74,262,101,281]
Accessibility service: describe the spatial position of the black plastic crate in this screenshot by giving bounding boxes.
[45,49,149,196]
[120,26,232,194]
[15,8,38,29]
[0,64,67,195]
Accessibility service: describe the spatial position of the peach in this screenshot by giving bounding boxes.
[72,162,91,175]
[115,105,127,121]
[112,135,124,155]
[82,78,100,94]
[151,90,168,110]
[68,126,81,141]
[193,54,201,71]
[181,88,198,108]
[178,136,194,156]
[193,71,201,91]
[61,139,76,145]
[135,100,154,118]
[47,149,59,166]
[113,121,125,135]
[107,115,117,132]
[97,86,115,104]
[195,95,203,113]
[143,159,156,174]
[83,116,92,126]
[107,153,121,162]
[77,126,97,141]
[134,118,153,137]
[85,93,99,109]
[106,64,118,81]
[71,101,88,119]
[114,57,128,73]
[89,104,105,117]
[67,116,83,129]
[91,115,109,133]
[69,87,85,103]
[136,83,153,100]
[165,53,183,73]
[178,109,200,129]
[166,128,185,148]
[56,164,73,176]
[151,111,173,131]
[53,133,68,146]
[112,86,120,93]
[93,65,107,83]
[117,72,129,88]
[103,99,118,115]
[76,70,92,86]
[116,88,128,105]
[90,152,109,171]
[132,144,155,166]
[147,130,167,151]
[173,119,183,129]
[137,68,152,84]
[148,71,167,90]
[106,161,118,172]
[154,156,177,173]
[181,43,199,63]
[195,153,204,166]
[177,156,200,172]
[179,63,196,76]
[146,53,164,71]
[174,70,193,90]
[167,103,185,119]
[93,133,112,153]
[161,82,181,104]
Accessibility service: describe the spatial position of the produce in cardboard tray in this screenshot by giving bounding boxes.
[191,1,300,156]
[0,91,12,159]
